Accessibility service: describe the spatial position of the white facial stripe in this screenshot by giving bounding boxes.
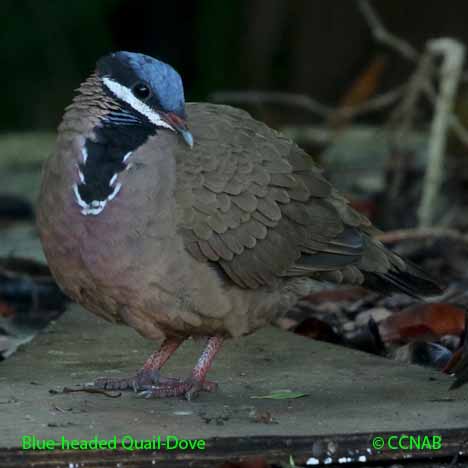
[102,77,175,131]
[81,147,88,163]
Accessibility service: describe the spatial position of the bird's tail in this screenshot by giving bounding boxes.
[364,257,443,299]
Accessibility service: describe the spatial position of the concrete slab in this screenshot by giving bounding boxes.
[1,303,467,448]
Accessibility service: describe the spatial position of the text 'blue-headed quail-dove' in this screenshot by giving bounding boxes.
[37,52,442,400]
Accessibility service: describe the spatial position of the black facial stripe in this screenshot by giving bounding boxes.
[103,109,141,126]
[77,116,156,204]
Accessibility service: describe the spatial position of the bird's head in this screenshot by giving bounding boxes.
[62,52,194,216]
[95,51,193,147]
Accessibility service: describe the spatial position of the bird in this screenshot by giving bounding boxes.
[37,51,442,400]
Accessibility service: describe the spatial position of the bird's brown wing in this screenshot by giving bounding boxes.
[176,103,417,290]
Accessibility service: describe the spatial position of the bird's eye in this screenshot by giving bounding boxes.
[132,82,151,101]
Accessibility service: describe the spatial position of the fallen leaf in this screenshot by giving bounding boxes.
[379,303,465,343]
[444,347,463,374]
[345,318,386,355]
[251,391,308,400]
[392,342,453,370]
[293,317,343,344]
[0,301,16,317]
[338,55,387,109]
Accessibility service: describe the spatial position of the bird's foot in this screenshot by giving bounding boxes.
[93,368,160,392]
[138,376,218,401]
[92,337,185,391]
[91,336,222,400]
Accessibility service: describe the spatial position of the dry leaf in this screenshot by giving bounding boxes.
[379,303,465,343]
[251,391,308,400]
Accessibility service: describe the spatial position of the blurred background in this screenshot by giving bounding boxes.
[3,0,468,130]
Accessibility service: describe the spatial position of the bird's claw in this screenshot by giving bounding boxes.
[136,378,218,400]
[93,369,161,392]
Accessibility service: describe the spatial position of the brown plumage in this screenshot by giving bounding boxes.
[37,52,441,399]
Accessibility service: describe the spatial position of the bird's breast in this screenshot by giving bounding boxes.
[38,134,182,305]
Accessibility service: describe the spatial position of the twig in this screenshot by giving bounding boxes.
[450,115,468,147]
[211,87,403,121]
[49,386,122,398]
[423,82,468,148]
[357,0,419,62]
[388,50,434,139]
[418,38,466,227]
[335,86,404,120]
[210,91,332,117]
[376,227,468,245]
[385,51,435,201]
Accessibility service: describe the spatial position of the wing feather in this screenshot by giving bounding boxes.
[176,103,402,289]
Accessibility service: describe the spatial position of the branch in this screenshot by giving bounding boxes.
[388,50,434,139]
[211,87,403,121]
[421,75,468,148]
[376,227,468,245]
[418,38,466,227]
[450,115,468,147]
[357,0,419,62]
[335,86,404,120]
[210,91,332,117]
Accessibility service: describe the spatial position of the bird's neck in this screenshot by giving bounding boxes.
[63,74,118,123]
[59,74,157,216]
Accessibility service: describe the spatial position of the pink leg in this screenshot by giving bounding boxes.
[139,336,224,400]
[93,337,185,391]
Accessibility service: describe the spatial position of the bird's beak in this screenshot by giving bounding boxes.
[162,112,194,148]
